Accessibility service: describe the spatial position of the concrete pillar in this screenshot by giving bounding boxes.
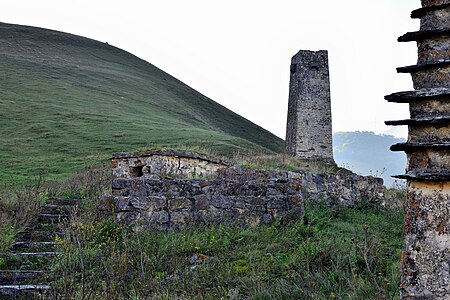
[385,1,450,298]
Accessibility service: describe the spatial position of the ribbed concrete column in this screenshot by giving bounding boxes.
[385,1,450,298]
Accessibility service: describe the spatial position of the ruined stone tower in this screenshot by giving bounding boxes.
[285,50,334,164]
[385,0,450,298]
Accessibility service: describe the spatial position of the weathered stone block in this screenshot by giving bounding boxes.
[261,213,273,224]
[211,195,234,209]
[169,197,192,211]
[130,196,151,210]
[114,196,131,212]
[288,194,303,206]
[195,209,212,223]
[245,205,266,214]
[412,66,450,89]
[266,187,281,196]
[243,196,267,206]
[128,179,146,197]
[171,210,192,225]
[219,208,241,221]
[196,206,224,223]
[125,196,166,212]
[267,196,287,210]
[418,38,450,64]
[194,194,209,211]
[112,178,129,189]
[117,211,140,224]
[149,196,167,211]
[420,9,450,32]
[145,210,169,225]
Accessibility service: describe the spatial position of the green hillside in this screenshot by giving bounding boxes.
[0,22,284,187]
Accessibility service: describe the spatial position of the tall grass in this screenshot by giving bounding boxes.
[45,170,404,300]
[49,207,403,299]
[0,175,47,255]
[45,164,111,200]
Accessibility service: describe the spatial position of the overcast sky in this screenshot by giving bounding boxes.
[2,0,421,139]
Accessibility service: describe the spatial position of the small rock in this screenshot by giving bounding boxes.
[190,253,209,264]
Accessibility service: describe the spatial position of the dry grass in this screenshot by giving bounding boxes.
[235,154,353,175]
[45,164,111,199]
[0,175,46,254]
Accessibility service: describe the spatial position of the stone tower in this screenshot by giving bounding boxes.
[285,50,334,164]
[385,0,450,298]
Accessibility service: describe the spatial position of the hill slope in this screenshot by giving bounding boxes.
[333,132,406,186]
[0,22,284,186]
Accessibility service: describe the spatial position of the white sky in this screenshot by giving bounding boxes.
[2,0,421,139]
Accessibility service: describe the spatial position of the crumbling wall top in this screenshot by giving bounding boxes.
[112,149,230,165]
[112,149,230,179]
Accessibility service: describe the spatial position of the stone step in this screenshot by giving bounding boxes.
[0,198,76,298]
[12,252,61,257]
[11,241,59,252]
[0,270,45,285]
[12,242,59,247]
[37,213,69,222]
[3,248,60,271]
[16,231,63,242]
[45,198,82,206]
[42,204,76,214]
[0,284,50,297]
[30,221,61,233]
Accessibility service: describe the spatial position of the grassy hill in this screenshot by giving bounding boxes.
[0,22,284,187]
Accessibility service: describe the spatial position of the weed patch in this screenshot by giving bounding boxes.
[48,195,403,299]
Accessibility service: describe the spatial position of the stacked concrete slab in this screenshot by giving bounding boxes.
[385,1,450,298]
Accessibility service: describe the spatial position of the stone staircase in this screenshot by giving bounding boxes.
[0,198,80,299]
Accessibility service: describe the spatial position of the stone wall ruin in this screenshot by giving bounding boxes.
[111,150,385,231]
